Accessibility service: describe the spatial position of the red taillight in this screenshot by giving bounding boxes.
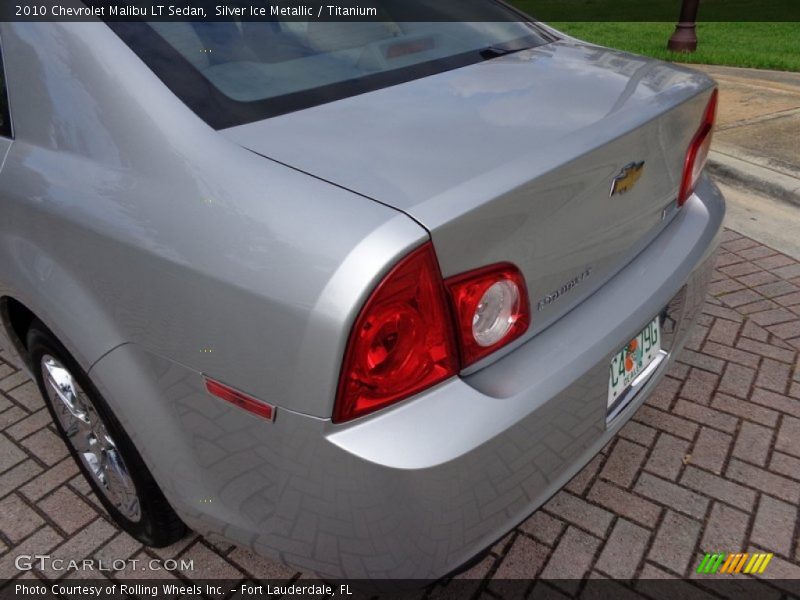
[333,242,458,423]
[445,264,530,367]
[205,378,275,421]
[678,89,718,206]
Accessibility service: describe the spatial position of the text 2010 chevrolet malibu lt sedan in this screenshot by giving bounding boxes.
[0,6,723,580]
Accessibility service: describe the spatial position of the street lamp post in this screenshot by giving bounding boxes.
[667,0,700,52]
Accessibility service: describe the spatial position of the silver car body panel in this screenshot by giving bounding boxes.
[0,20,725,580]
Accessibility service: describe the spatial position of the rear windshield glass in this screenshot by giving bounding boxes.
[111,3,551,129]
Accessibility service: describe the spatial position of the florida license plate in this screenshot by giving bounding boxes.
[608,316,661,410]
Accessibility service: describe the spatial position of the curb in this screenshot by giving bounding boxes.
[708,150,800,207]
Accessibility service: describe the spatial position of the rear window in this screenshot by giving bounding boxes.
[111,3,551,129]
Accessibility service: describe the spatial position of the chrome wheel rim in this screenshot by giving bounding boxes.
[41,355,141,522]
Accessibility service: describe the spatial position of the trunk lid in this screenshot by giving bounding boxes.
[223,40,715,364]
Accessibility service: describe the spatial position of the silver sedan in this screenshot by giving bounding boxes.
[0,8,723,581]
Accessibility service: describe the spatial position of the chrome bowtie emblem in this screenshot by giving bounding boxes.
[610,161,645,197]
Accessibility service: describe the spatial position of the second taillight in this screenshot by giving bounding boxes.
[445,264,530,367]
[678,88,718,206]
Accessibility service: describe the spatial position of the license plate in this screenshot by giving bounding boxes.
[608,316,661,410]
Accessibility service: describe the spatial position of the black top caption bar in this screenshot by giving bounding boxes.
[2,0,799,22]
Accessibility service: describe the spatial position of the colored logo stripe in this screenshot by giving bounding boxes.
[697,552,773,574]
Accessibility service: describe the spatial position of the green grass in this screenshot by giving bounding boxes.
[545,22,800,72]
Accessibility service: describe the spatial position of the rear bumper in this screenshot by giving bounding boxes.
[89,176,724,580]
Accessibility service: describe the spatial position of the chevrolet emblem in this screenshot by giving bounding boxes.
[610,161,645,197]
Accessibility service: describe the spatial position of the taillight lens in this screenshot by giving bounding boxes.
[333,242,458,423]
[678,88,718,206]
[445,264,530,367]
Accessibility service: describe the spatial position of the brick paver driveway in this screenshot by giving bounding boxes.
[1,229,799,595]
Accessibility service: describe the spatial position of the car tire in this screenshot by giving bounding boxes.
[27,320,187,547]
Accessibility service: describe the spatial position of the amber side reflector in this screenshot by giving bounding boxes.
[205,378,275,422]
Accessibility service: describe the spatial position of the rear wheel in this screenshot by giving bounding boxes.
[27,321,186,546]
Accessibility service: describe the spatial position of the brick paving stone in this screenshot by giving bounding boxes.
[594,519,650,579]
[666,360,690,380]
[754,254,796,270]
[699,503,749,552]
[768,320,800,340]
[702,341,760,369]
[540,527,601,590]
[708,278,745,297]
[718,288,763,308]
[757,278,800,297]
[490,535,549,584]
[737,271,780,288]
[633,406,697,441]
[756,359,792,393]
[732,421,773,467]
[750,495,797,557]
[648,511,701,575]
[751,388,800,418]
[0,370,30,392]
[702,304,744,324]
[7,381,44,412]
[543,492,613,538]
[775,415,800,458]
[680,466,756,512]
[600,439,647,487]
[738,299,781,316]
[618,421,657,447]
[723,237,759,253]
[689,428,731,475]
[740,320,770,342]
[726,459,800,504]
[706,319,740,346]
[0,433,26,473]
[717,363,756,398]
[672,399,738,434]
[19,428,68,466]
[677,349,725,374]
[0,460,42,500]
[751,307,799,327]
[684,324,708,352]
[587,480,662,528]
[736,245,777,262]
[38,486,97,535]
[5,408,53,441]
[518,511,565,546]
[679,369,718,405]
[775,291,800,307]
[646,434,690,481]
[635,473,708,519]
[646,376,681,411]
[772,263,800,281]
[711,393,779,427]
[737,337,795,363]
[0,493,44,543]
[715,251,742,268]
[768,451,800,480]
[19,457,79,501]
